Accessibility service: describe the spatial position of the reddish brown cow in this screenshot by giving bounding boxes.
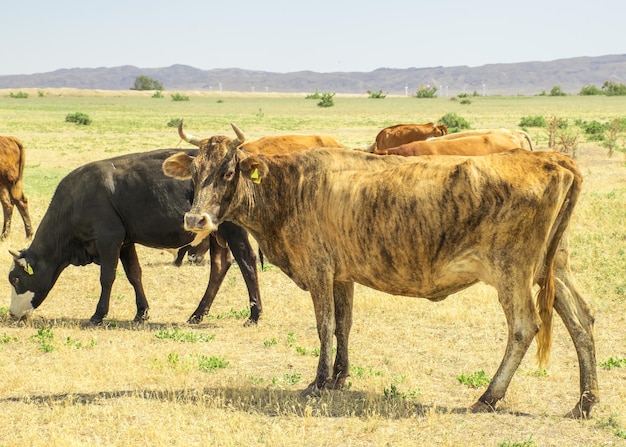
[375,134,520,156]
[431,128,533,150]
[367,122,448,152]
[0,136,33,240]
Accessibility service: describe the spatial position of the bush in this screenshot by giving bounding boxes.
[152,91,164,98]
[65,112,92,125]
[602,80,626,96]
[550,85,566,96]
[131,75,163,91]
[367,89,386,99]
[519,115,546,127]
[305,90,321,99]
[9,91,28,99]
[167,118,182,128]
[171,93,190,102]
[439,112,471,133]
[578,120,606,141]
[413,84,437,98]
[317,92,335,108]
[579,84,603,95]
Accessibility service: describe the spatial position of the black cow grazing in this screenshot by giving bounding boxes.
[8,148,261,325]
[0,136,33,240]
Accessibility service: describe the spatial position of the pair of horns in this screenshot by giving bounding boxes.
[177,119,245,148]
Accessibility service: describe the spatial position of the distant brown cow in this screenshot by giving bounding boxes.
[0,136,33,240]
[178,123,343,155]
[375,134,520,156]
[431,128,533,150]
[367,122,448,152]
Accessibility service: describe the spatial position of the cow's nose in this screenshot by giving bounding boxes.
[184,213,209,232]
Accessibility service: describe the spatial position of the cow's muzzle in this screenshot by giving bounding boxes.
[184,213,217,233]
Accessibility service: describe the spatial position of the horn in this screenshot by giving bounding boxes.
[230,123,246,147]
[178,119,203,147]
[9,249,21,260]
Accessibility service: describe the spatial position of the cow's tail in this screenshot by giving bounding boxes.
[535,154,583,368]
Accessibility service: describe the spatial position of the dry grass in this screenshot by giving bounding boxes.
[0,92,625,446]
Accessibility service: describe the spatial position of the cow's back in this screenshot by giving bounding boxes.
[374,123,447,151]
[241,134,344,154]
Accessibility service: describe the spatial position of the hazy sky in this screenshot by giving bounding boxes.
[2,0,624,75]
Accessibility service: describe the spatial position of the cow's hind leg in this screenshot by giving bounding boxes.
[328,280,354,389]
[187,236,233,324]
[11,181,33,239]
[471,279,538,413]
[0,188,13,240]
[221,222,262,326]
[553,276,599,418]
[119,243,150,322]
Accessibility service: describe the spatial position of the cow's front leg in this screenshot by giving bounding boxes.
[91,253,121,325]
[302,272,335,397]
[329,280,354,389]
[120,243,150,322]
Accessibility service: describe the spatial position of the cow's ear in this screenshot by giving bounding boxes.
[163,152,194,180]
[239,156,268,184]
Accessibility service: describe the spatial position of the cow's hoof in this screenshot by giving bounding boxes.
[187,314,203,324]
[469,400,496,413]
[301,382,324,398]
[243,318,258,327]
[133,310,150,323]
[89,314,104,326]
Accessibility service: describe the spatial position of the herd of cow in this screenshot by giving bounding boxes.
[2,121,599,419]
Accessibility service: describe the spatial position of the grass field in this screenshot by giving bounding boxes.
[0,89,625,446]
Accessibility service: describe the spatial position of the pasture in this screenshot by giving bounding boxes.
[0,89,625,446]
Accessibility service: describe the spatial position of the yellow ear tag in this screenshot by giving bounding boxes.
[26,264,34,275]
[250,167,261,184]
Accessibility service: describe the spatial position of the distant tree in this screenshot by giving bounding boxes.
[601,80,626,96]
[413,84,437,98]
[317,92,335,107]
[550,85,566,96]
[579,84,603,96]
[131,75,163,91]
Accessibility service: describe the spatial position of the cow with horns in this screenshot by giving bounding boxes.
[163,125,598,418]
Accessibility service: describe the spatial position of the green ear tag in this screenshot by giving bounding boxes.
[26,264,34,275]
[250,167,261,184]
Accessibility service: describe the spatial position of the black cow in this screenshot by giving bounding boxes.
[8,148,261,325]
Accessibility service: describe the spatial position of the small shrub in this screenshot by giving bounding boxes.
[579,84,603,95]
[171,93,190,102]
[579,120,606,141]
[65,112,92,125]
[457,370,491,388]
[367,89,386,99]
[37,90,45,97]
[167,118,181,128]
[317,92,335,108]
[9,91,28,99]
[413,84,438,98]
[152,91,164,98]
[519,115,546,127]
[305,90,321,99]
[439,112,471,133]
[196,354,228,372]
[459,98,472,105]
[550,85,566,96]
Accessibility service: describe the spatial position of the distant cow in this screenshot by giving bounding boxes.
[374,133,520,156]
[164,130,598,419]
[0,136,33,240]
[431,128,533,150]
[367,122,448,152]
[178,121,344,155]
[8,148,261,326]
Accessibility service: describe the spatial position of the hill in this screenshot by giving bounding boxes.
[1,54,625,96]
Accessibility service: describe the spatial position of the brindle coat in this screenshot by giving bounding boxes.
[163,134,598,418]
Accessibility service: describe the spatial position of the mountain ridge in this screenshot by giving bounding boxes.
[1,54,625,96]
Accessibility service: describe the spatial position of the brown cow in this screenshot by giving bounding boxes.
[367,122,448,152]
[0,136,33,240]
[374,134,520,156]
[178,121,343,155]
[163,129,598,419]
[431,128,533,150]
